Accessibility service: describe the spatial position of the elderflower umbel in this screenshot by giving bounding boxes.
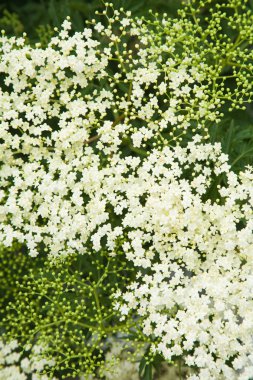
[111,139,253,380]
[0,340,57,380]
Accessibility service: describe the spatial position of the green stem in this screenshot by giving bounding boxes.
[93,287,104,329]
[178,359,182,380]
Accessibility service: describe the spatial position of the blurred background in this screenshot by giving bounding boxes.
[1,0,253,40]
[0,0,181,40]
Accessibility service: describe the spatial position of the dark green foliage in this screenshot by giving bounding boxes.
[0,0,180,40]
[210,109,253,172]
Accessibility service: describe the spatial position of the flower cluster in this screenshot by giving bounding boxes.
[0,339,57,380]
[0,1,253,379]
[113,138,253,379]
[1,4,253,257]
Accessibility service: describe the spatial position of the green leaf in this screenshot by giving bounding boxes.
[139,356,153,380]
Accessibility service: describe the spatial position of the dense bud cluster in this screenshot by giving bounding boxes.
[2,251,141,379]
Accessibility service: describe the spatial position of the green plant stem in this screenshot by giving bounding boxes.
[179,359,182,380]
